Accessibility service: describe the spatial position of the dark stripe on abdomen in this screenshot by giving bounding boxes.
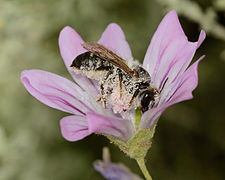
[70,52,90,68]
[71,51,112,71]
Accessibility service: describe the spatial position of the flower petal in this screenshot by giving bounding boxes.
[60,115,90,141]
[94,147,142,180]
[139,103,169,130]
[98,23,133,60]
[58,26,99,96]
[21,69,97,115]
[94,160,142,180]
[58,26,85,68]
[143,10,206,94]
[86,112,135,142]
[167,55,205,104]
[139,56,204,130]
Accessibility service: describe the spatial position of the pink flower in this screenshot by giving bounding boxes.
[21,10,205,142]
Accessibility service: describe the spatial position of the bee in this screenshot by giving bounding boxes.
[70,43,160,114]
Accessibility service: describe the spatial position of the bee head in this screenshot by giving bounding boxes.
[139,88,159,113]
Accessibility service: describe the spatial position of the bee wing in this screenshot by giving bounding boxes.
[82,42,137,77]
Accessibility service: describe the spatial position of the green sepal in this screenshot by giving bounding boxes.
[135,108,142,130]
[106,126,156,159]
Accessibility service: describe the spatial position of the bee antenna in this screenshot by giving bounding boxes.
[159,78,168,94]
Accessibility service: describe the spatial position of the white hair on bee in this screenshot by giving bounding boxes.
[70,43,160,114]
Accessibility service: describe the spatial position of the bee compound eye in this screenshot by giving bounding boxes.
[140,90,155,112]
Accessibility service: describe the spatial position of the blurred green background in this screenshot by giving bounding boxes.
[0,0,225,179]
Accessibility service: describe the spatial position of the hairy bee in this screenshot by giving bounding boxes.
[70,43,160,114]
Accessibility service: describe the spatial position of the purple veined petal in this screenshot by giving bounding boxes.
[86,112,135,142]
[143,10,185,77]
[166,55,205,105]
[58,26,85,68]
[139,103,169,130]
[139,56,205,130]
[21,69,96,115]
[58,26,99,96]
[157,31,205,106]
[197,30,206,48]
[98,23,133,61]
[143,10,206,92]
[60,115,90,141]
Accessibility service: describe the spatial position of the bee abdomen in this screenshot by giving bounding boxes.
[70,52,91,69]
[70,52,112,71]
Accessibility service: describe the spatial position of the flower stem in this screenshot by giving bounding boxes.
[136,158,152,180]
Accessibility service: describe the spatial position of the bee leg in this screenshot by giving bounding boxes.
[96,83,107,108]
[97,70,113,108]
[97,84,104,102]
[96,98,107,108]
[129,89,140,107]
[96,96,101,102]
[118,70,123,99]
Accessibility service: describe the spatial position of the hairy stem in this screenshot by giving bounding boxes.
[136,158,152,180]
